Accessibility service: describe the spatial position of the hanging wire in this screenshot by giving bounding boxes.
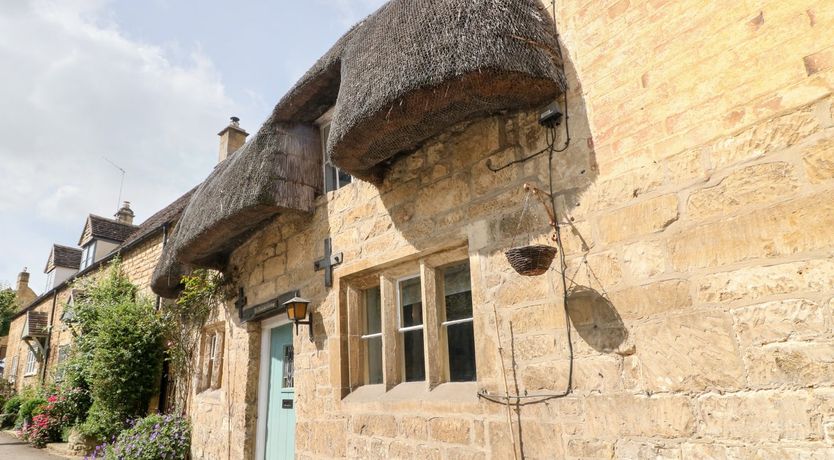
[479,0,574,408]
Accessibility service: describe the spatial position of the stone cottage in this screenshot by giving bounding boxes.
[2,194,195,396]
[145,0,834,458]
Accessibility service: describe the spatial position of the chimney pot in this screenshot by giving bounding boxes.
[218,116,249,163]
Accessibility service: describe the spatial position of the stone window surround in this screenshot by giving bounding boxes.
[197,323,224,393]
[343,245,478,399]
[7,355,18,383]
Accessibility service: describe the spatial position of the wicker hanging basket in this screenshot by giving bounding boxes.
[505,244,557,276]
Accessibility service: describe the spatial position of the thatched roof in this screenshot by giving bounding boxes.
[150,124,322,297]
[150,0,564,298]
[273,0,566,180]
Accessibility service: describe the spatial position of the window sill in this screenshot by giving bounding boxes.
[342,381,479,406]
[23,372,37,378]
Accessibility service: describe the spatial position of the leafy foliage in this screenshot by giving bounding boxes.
[66,260,165,441]
[89,413,191,460]
[160,269,223,409]
[0,287,18,336]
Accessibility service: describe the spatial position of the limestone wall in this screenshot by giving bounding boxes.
[189,0,834,458]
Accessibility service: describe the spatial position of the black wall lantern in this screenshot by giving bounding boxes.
[284,296,313,341]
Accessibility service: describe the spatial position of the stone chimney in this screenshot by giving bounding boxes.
[114,201,135,225]
[16,268,36,305]
[218,116,249,163]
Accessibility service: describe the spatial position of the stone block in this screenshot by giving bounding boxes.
[352,414,397,438]
[565,438,614,458]
[698,391,816,441]
[566,251,623,288]
[672,192,834,271]
[621,240,666,280]
[696,259,834,304]
[709,107,821,169]
[398,416,428,440]
[518,420,564,459]
[415,174,471,217]
[597,194,679,244]
[634,312,745,392]
[429,417,471,445]
[584,394,694,438]
[686,162,799,220]
[589,165,664,211]
[614,441,681,460]
[745,342,834,388]
[608,279,691,319]
[510,303,566,333]
[803,137,834,183]
[513,333,565,362]
[731,299,829,347]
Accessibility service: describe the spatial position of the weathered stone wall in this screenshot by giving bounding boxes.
[3,233,164,392]
[201,0,834,458]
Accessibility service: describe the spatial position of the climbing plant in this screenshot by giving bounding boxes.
[159,269,224,410]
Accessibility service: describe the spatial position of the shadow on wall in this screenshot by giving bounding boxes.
[371,49,598,255]
[565,286,629,353]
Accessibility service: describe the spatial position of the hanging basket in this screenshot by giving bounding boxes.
[505,245,557,276]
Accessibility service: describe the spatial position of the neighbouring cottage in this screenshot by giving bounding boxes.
[148,0,834,459]
[2,194,195,397]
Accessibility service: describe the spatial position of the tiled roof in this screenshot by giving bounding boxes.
[45,244,82,273]
[121,187,196,248]
[79,215,139,246]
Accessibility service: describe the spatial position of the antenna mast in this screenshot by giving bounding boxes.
[104,157,126,211]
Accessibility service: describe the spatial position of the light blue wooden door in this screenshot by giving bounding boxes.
[265,324,295,460]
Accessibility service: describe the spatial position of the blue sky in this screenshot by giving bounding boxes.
[0,0,386,292]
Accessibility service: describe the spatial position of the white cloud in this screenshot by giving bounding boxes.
[0,0,235,290]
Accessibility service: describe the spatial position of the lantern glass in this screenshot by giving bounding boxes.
[284,297,309,321]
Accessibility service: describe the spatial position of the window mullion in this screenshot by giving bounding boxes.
[420,261,444,389]
[346,285,364,390]
[380,275,401,389]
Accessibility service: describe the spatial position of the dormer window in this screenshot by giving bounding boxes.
[80,241,96,270]
[317,109,352,194]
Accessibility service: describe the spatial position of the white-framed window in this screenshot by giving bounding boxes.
[7,355,17,383]
[24,349,37,376]
[345,247,477,391]
[361,287,383,385]
[440,263,476,382]
[397,275,425,382]
[80,241,96,270]
[319,121,352,193]
[199,326,224,392]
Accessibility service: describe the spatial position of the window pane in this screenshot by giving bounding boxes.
[403,329,425,382]
[447,322,476,381]
[365,288,381,335]
[366,336,383,384]
[282,344,294,388]
[399,277,422,328]
[338,169,352,188]
[324,163,338,192]
[443,264,472,321]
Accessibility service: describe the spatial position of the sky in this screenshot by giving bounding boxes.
[0,0,387,293]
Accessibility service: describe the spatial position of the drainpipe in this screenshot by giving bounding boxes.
[41,289,58,385]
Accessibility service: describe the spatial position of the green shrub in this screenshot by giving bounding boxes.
[90,413,191,460]
[3,394,22,415]
[67,261,165,441]
[16,396,46,427]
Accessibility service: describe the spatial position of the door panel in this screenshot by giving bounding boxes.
[265,325,295,460]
